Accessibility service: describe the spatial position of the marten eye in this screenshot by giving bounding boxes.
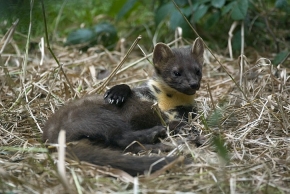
[173,71,181,76]
[196,69,201,76]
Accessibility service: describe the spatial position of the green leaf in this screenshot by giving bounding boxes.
[93,22,117,35]
[65,28,95,46]
[155,3,174,25]
[182,6,193,17]
[116,0,139,21]
[221,1,235,15]
[174,0,188,7]
[93,22,118,50]
[193,4,209,22]
[275,0,288,9]
[169,9,192,37]
[205,11,221,29]
[65,22,118,50]
[231,0,248,20]
[109,0,127,17]
[169,11,183,30]
[196,0,211,4]
[272,51,289,66]
[212,0,226,8]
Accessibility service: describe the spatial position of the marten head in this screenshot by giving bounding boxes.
[153,38,204,95]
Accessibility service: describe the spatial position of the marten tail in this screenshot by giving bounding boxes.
[67,140,180,176]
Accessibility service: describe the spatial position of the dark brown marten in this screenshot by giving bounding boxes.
[43,37,204,176]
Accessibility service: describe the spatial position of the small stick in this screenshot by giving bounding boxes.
[116,37,182,75]
[239,21,245,89]
[41,0,75,96]
[151,103,167,127]
[22,0,34,83]
[0,19,19,54]
[52,0,68,41]
[89,35,142,94]
[228,21,238,60]
[57,130,70,191]
[143,156,185,180]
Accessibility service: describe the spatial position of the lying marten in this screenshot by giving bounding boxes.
[43,37,204,176]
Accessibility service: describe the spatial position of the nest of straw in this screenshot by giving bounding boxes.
[0,23,290,193]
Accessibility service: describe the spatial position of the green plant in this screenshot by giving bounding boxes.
[0,1,113,38]
[65,22,118,50]
[115,0,289,56]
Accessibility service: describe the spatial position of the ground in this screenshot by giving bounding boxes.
[0,27,290,193]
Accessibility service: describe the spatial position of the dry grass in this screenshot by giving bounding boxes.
[1,22,290,194]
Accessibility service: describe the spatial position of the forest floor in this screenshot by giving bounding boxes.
[1,26,290,193]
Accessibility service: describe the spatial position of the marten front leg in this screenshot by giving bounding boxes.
[113,126,168,152]
[123,126,182,153]
[119,126,167,145]
[104,84,132,105]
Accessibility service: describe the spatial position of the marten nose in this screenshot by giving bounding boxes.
[189,82,200,89]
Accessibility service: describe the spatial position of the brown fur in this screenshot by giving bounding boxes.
[42,38,204,176]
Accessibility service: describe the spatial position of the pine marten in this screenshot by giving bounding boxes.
[42,37,204,176]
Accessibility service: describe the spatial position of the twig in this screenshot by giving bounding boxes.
[9,85,32,110]
[41,0,75,96]
[26,102,43,133]
[39,37,45,66]
[0,19,19,54]
[116,37,182,75]
[175,27,183,47]
[22,0,34,83]
[89,35,142,94]
[63,52,103,67]
[52,0,67,41]
[0,126,30,146]
[33,82,64,103]
[1,56,16,95]
[152,103,167,127]
[57,130,70,191]
[143,156,185,180]
[71,169,83,194]
[239,21,245,90]
[137,44,153,65]
[228,21,238,60]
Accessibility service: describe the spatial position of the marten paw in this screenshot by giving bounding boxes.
[104,84,132,105]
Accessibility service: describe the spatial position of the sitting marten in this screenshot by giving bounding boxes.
[42,37,204,176]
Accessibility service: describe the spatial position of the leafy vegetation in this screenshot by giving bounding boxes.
[65,22,118,50]
[1,0,289,56]
[112,0,289,55]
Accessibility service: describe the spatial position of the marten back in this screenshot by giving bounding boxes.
[43,92,162,145]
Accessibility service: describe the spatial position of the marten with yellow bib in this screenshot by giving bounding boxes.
[42,37,204,176]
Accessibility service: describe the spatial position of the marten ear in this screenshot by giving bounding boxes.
[191,37,204,66]
[153,43,174,65]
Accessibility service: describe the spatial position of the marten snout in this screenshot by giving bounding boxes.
[189,81,200,90]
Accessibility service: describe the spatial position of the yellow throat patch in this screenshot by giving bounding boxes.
[149,80,195,111]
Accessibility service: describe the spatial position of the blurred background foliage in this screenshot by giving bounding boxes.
[0,0,289,59]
